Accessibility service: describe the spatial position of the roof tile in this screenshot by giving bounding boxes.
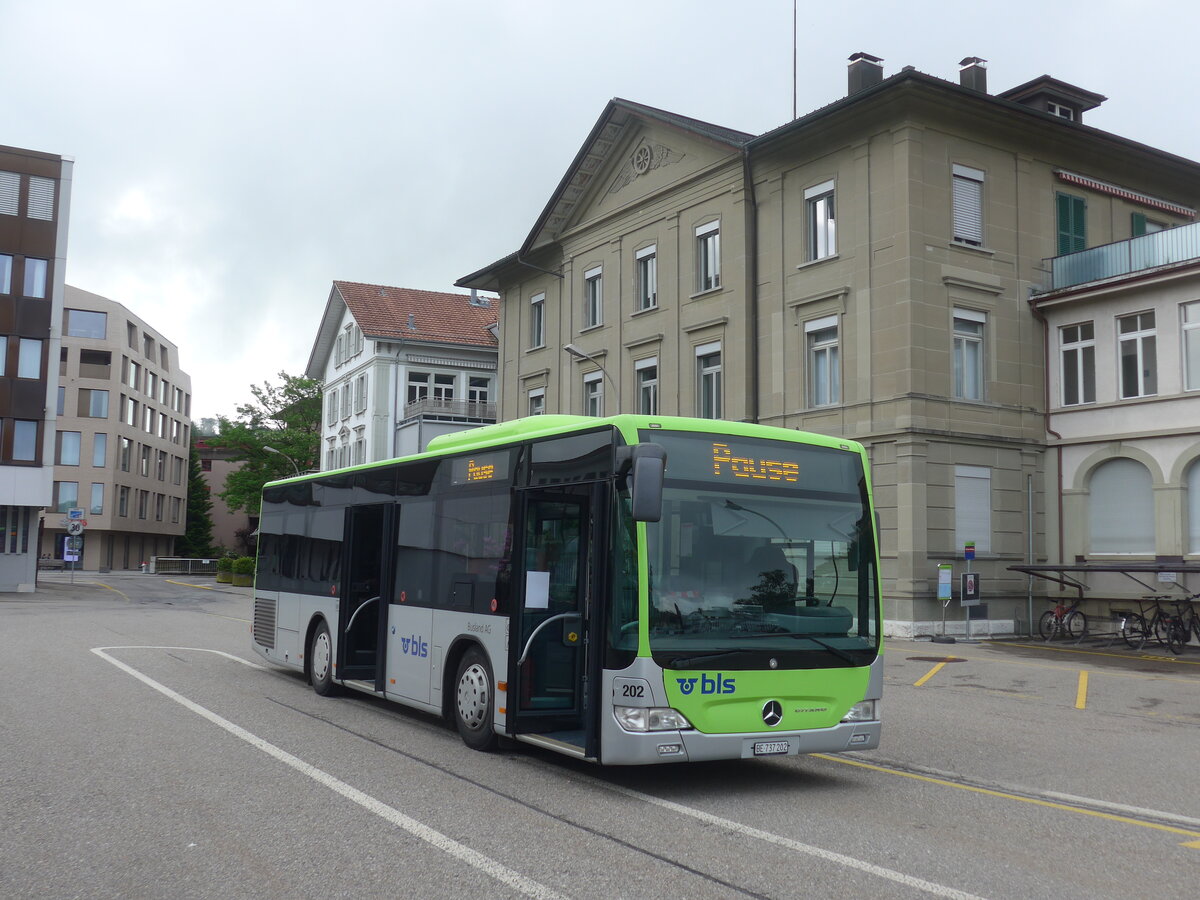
[334,281,498,347]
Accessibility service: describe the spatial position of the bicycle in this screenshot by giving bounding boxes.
[1039,596,1087,642]
[1165,595,1200,655]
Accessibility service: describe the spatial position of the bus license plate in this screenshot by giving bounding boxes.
[753,741,790,756]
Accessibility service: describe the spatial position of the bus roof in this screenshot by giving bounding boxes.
[264,415,866,487]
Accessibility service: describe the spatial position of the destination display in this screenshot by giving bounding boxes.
[640,430,862,494]
[449,450,511,486]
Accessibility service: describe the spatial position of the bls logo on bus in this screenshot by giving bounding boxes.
[400,635,429,658]
[676,674,736,695]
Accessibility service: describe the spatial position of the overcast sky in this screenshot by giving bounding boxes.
[6,0,1199,420]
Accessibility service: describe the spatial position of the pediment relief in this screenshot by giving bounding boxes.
[607,139,686,196]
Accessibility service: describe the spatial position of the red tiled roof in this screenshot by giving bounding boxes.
[334,281,497,347]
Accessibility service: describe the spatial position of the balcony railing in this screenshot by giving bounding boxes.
[1048,221,1200,291]
[402,398,496,421]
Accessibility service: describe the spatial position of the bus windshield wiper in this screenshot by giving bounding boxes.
[738,632,859,664]
[667,650,752,668]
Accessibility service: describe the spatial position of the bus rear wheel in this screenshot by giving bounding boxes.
[310,620,340,697]
[455,647,498,751]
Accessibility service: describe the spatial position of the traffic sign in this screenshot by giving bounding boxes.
[68,508,85,520]
[66,521,84,536]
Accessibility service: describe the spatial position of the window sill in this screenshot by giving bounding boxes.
[796,254,839,270]
[579,324,604,334]
[948,240,995,256]
[525,345,547,355]
[631,305,659,318]
[689,285,725,301]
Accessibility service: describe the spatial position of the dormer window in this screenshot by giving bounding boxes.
[1047,101,1074,121]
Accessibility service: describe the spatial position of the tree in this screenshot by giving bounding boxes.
[175,441,216,557]
[209,372,322,515]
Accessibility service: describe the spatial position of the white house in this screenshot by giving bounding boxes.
[306,281,499,468]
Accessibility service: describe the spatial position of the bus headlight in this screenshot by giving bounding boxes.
[614,706,691,732]
[841,700,878,723]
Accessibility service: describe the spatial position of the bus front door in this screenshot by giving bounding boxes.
[510,490,591,750]
[338,503,394,690]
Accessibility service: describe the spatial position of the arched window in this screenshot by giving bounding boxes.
[1089,459,1154,554]
[1187,459,1200,555]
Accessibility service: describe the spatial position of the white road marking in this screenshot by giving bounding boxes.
[91,646,567,900]
[584,775,988,900]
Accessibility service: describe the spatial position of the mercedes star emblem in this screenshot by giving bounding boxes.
[762,700,783,727]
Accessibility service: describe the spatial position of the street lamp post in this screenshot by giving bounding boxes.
[563,343,617,411]
[263,444,301,477]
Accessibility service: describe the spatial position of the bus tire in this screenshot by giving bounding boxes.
[454,647,498,751]
[310,620,340,697]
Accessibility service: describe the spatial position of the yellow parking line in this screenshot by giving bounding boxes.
[913,661,949,687]
[78,581,132,602]
[813,754,1200,848]
[992,640,1200,667]
[1075,670,1089,709]
[166,580,216,591]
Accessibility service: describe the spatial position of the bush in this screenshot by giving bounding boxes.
[232,556,255,575]
[216,557,233,574]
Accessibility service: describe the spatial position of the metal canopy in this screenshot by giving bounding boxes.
[1009,563,1200,598]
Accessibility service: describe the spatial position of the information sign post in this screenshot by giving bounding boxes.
[932,564,955,643]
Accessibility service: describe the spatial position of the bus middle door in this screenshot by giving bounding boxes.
[510,488,590,748]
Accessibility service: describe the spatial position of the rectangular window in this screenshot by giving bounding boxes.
[1132,212,1166,237]
[78,389,109,418]
[1118,311,1157,398]
[12,421,37,461]
[636,358,658,415]
[157,449,167,481]
[17,338,42,379]
[468,376,490,411]
[353,436,365,466]
[140,445,151,477]
[118,486,129,517]
[119,437,132,472]
[584,371,604,417]
[433,373,455,403]
[127,322,137,349]
[354,373,367,412]
[0,171,17,215]
[955,465,992,553]
[27,176,55,220]
[1056,192,1087,255]
[0,339,6,375]
[93,433,107,468]
[56,385,63,415]
[170,497,181,524]
[340,383,351,418]
[805,180,837,260]
[1185,301,1200,392]
[173,456,184,484]
[584,266,603,328]
[636,245,657,311]
[952,165,984,246]
[528,388,545,416]
[696,342,722,419]
[146,372,157,399]
[696,221,720,292]
[53,481,79,514]
[407,372,430,405]
[806,315,840,406]
[23,258,47,298]
[90,483,104,516]
[143,335,155,359]
[326,392,337,425]
[138,490,149,520]
[0,254,10,293]
[530,293,545,348]
[125,359,140,391]
[78,349,112,378]
[953,309,985,400]
[155,494,164,522]
[57,431,81,466]
[1059,322,1096,405]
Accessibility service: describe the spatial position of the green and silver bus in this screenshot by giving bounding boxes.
[250,415,882,764]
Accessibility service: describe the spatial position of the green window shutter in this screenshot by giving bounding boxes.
[1131,212,1147,237]
[1057,192,1086,255]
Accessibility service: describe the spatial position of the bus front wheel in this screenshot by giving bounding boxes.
[310,620,340,697]
[454,647,498,751]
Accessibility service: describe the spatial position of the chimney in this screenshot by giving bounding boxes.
[959,56,988,93]
[848,52,884,95]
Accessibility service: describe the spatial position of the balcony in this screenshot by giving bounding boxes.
[1046,221,1200,291]
[401,397,496,423]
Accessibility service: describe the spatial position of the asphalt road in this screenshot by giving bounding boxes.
[2,573,1197,899]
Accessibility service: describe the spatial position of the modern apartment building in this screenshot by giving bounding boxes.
[307,281,498,466]
[42,286,192,570]
[1034,222,1200,589]
[0,145,72,591]
[457,55,1200,635]
[196,439,255,555]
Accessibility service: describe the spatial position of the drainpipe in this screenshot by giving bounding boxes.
[743,147,760,423]
[1029,294,1065,625]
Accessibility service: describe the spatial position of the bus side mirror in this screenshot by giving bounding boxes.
[628,444,665,523]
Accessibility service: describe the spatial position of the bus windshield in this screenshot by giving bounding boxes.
[639,431,879,670]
